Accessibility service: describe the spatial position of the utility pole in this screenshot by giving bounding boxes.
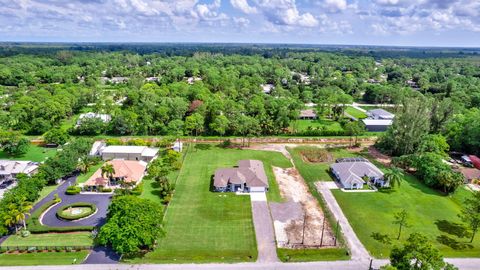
[301,213,306,245]
[334,220,339,246]
[320,217,326,246]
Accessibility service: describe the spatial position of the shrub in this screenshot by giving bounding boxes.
[101,188,112,193]
[65,185,81,195]
[56,202,96,221]
[131,183,143,196]
[21,230,31,238]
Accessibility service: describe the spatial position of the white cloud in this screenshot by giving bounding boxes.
[323,0,347,12]
[254,0,319,27]
[230,0,258,14]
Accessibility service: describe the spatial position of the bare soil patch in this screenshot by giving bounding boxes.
[271,167,335,248]
[367,146,392,166]
[297,147,333,163]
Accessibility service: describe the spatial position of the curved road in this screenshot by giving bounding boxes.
[35,176,112,227]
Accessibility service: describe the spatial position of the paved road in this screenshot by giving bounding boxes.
[250,193,278,263]
[37,176,112,227]
[316,182,370,261]
[83,246,120,264]
[3,258,480,270]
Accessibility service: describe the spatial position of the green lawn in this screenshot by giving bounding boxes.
[331,162,480,258]
[130,145,291,263]
[345,107,367,119]
[288,147,358,183]
[76,162,104,184]
[140,179,164,205]
[0,146,56,162]
[34,185,59,204]
[0,251,89,266]
[1,232,93,247]
[290,119,344,133]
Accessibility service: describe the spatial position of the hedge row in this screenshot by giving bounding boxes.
[27,200,94,234]
[56,202,97,221]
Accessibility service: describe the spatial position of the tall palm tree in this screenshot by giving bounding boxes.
[4,200,32,232]
[101,163,116,185]
[77,156,93,174]
[384,166,404,188]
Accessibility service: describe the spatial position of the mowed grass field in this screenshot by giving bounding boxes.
[0,251,89,266]
[290,119,344,133]
[1,232,93,247]
[76,162,104,184]
[132,145,291,263]
[316,150,480,258]
[344,107,367,119]
[0,146,56,162]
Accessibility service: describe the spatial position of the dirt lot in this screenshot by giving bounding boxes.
[270,166,336,248]
[366,146,392,166]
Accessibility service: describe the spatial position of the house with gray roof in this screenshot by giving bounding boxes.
[366,109,394,120]
[330,159,384,189]
[0,160,39,182]
[214,160,268,193]
[299,109,317,120]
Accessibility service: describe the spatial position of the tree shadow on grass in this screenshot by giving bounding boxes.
[437,235,473,250]
[149,180,162,197]
[377,188,396,194]
[195,144,212,150]
[435,219,471,238]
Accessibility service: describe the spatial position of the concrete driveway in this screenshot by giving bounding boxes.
[250,192,278,263]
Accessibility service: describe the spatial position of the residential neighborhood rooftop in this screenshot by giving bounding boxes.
[214,160,268,191]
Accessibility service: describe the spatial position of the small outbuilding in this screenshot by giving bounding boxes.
[366,109,394,120]
[299,109,317,120]
[362,119,393,132]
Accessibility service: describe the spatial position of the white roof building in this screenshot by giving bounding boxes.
[89,141,159,162]
[362,119,393,132]
[77,113,112,126]
[0,160,39,180]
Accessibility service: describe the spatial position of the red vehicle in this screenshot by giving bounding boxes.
[469,155,480,170]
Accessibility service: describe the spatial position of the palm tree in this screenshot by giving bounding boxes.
[384,166,404,188]
[101,163,116,185]
[4,200,32,232]
[77,156,93,174]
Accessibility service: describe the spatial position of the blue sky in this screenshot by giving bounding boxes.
[0,0,479,47]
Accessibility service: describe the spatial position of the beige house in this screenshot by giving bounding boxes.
[83,160,147,190]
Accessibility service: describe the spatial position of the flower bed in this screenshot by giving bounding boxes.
[56,202,96,221]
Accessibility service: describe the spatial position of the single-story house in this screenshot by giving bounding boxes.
[76,112,111,126]
[214,160,268,193]
[362,119,393,132]
[299,109,317,120]
[89,141,159,162]
[83,160,147,190]
[366,109,394,120]
[330,160,384,189]
[459,168,480,183]
[0,160,39,181]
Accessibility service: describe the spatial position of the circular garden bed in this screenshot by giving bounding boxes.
[56,202,97,221]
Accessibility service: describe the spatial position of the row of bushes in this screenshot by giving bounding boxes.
[56,202,97,221]
[0,245,92,253]
[291,129,349,137]
[27,199,94,233]
[105,137,175,148]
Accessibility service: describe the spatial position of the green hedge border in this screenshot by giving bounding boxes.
[56,202,97,221]
[27,200,95,233]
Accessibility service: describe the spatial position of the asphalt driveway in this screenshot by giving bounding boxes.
[34,175,112,227]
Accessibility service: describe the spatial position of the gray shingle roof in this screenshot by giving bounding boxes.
[214,160,268,188]
[330,161,383,186]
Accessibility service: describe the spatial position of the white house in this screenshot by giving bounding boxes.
[330,159,384,189]
[76,112,112,126]
[89,141,159,162]
[0,160,39,181]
